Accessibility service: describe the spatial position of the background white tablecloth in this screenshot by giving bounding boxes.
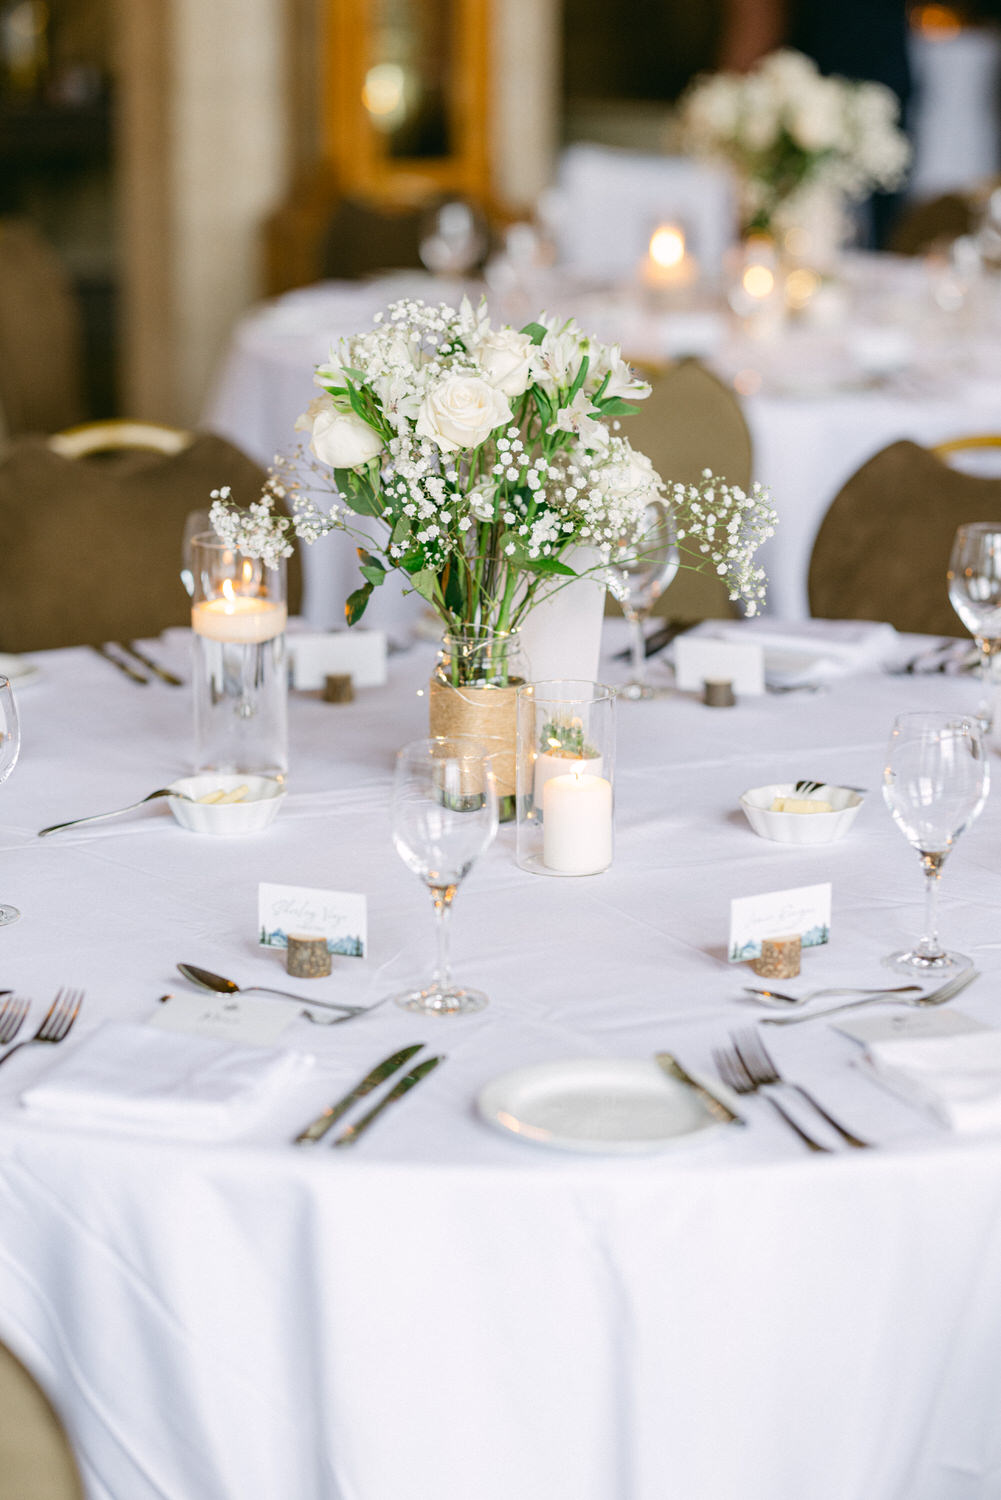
[4,625,1001,1499]
[205,261,1001,628]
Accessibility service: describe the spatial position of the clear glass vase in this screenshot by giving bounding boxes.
[428,627,529,823]
[190,534,288,778]
[515,680,615,875]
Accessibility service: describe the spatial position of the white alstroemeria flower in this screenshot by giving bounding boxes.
[314,352,348,388]
[591,344,651,401]
[415,373,513,453]
[467,480,497,522]
[295,394,383,469]
[472,326,538,397]
[457,295,491,342]
[373,371,422,433]
[547,390,609,449]
[535,322,587,392]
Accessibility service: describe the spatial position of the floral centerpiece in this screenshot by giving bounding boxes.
[210,295,776,799]
[680,48,910,248]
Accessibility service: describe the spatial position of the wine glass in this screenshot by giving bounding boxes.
[0,678,21,926]
[948,523,1001,738]
[391,737,499,1014]
[882,711,988,975]
[418,199,488,277]
[607,500,679,700]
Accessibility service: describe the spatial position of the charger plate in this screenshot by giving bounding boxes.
[477,1057,730,1155]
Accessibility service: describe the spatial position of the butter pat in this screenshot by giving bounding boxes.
[770,796,834,814]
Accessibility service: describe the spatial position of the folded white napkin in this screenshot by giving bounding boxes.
[20,1022,312,1139]
[694,619,898,687]
[864,1029,1001,1132]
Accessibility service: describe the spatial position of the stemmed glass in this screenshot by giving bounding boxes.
[391,737,499,1015]
[607,500,679,700]
[882,712,988,975]
[948,523,1001,739]
[0,678,21,926]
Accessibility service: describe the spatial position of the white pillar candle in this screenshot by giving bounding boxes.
[192,597,287,644]
[533,750,604,808]
[542,771,613,875]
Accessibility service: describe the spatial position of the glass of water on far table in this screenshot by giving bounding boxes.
[0,678,21,926]
[948,523,1001,739]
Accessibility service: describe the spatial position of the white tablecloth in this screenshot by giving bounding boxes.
[4,625,1001,1499]
[204,261,1001,627]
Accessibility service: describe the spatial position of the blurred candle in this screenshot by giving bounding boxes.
[542,771,613,874]
[642,223,697,289]
[192,580,287,643]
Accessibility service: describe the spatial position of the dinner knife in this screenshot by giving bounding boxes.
[293,1044,424,1145]
[332,1054,444,1148]
[91,642,149,685]
[118,640,185,687]
[655,1052,745,1126]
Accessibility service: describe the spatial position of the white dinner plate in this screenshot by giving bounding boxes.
[477,1058,731,1155]
[0,653,40,687]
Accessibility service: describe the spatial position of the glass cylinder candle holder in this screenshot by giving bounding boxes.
[516,680,615,876]
[190,534,288,778]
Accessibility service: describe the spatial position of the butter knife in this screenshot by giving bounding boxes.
[655,1052,745,1126]
[332,1054,444,1147]
[118,641,184,687]
[293,1044,424,1145]
[91,643,149,685]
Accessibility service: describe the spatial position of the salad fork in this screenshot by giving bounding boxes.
[0,988,82,1068]
[730,1029,869,1149]
[714,1040,831,1153]
[761,967,978,1027]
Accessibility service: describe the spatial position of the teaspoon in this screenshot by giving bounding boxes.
[744,983,922,1008]
[176,962,370,1016]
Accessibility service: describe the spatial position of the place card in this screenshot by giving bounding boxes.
[259,882,367,957]
[149,993,296,1045]
[835,1009,990,1045]
[674,635,765,696]
[288,630,387,690]
[728,882,831,962]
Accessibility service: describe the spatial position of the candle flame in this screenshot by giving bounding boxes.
[649,225,685,269]
[221,578,237,602]
[742,264,775,300]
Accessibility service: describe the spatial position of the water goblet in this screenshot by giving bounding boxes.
[0,678,21,926]
[607,500,679,700]
[391,736,499,1015]
[948,522,1001,739]
[882,711,988,975]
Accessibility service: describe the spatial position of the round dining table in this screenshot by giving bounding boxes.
[3,621,1001,1500]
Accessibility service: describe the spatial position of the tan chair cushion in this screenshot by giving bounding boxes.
[612,359,752,620]
[809,439,1001,635]
[0,1343,84,1499]
[0,432,301,652]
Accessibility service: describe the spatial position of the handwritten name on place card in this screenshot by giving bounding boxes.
[259,882,367,958]
[729,882,831,962]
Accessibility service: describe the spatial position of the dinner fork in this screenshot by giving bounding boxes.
[761,967,979,1027]
[0,989,82,1068]
[714,1040,831,1152]
[0,995,29,1046]
[730,1028,869,1149]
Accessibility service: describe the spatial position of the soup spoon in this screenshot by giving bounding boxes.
[177,963,371,1017]
[745,983,922,1008]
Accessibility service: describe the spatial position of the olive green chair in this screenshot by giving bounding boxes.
[808,437,1001,636]
[0,1341,85,1499]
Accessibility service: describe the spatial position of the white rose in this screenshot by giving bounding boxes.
[415,374,512,453]
[472,327,537,397]
[295,394,383,469]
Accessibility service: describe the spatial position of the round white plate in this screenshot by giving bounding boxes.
[0,653,40,687]
[478,1058,729,1155]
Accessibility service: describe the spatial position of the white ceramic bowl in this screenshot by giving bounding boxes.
[167,774,285,835]
[739,782,863,845]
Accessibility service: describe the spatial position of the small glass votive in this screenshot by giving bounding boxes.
[190,534,288,778]
[516,680,615,876]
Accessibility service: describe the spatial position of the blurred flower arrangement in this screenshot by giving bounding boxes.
[681,49,910,240]
[210,296,777,647]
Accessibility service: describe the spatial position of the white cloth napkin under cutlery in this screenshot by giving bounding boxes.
[863,1029,1001,1133]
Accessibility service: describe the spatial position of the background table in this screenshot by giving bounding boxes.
[4,626,1001,1500]
[205,260,1001,628]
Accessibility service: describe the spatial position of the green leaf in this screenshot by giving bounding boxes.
[409,568,438,604]
[520,321,548,346]
[443,562,465,614]
[567,353,589,403]
[345,582,373,626]
[359,565,386,587]
[336,471,382,516]
[593,397,639,417]
[524,556,577,577]
[533,387,553,426]
[340,367,366,382]
[391,514,412,545]
[356,547,384,573]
